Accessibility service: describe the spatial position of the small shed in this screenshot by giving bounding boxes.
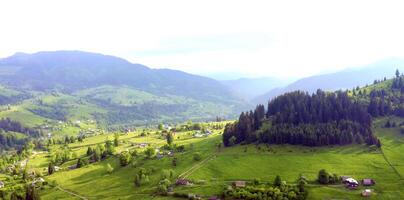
[54,166,61,172]
[345,178,359,189]
[156,153,163,159]
[362,189,372,197]
[176,178,191,186]
[233,181,246,188]
[362,179,375,186]
[0,181,4,188]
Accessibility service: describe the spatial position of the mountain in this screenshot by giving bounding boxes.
[0,51,249,127]
[253,58,404,104]
[221,77,291,101]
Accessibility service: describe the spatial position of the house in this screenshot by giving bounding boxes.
[176,178,191,186]
[340,176,352,183]
[138,143,148,148]
[163,124,172,130]
[362,179,375,186]
[156,153,164,159]
[193,133,204,138]
[68,165,77,170]
[0,181,4,188]
[233,181,246,188]
[54,166,61,172]
[344,178,359,189]
[133,142,148,148]
[34,177,45,183]
[208,196,220,200]
[32,177,45,187]
[167,186,174,192]
[344,178,358,184]
[362,189,372,197]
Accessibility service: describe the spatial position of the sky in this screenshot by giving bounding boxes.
[1,0,404,79]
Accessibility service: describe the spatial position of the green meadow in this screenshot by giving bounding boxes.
[21,118,402,200]
[0,107,396,200]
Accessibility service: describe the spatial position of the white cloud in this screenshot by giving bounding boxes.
[1,0,404,78]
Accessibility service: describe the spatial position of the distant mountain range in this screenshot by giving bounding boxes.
[252,58,404,104]
[221,77,291,101]
[1,51,403,127]
[0,51,249,127]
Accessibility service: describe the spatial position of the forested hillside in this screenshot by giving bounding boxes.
[0,118,41,150]
[223,90,378,147]
[223,71,404,147]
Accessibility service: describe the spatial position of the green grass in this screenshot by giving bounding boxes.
[23,119,404,200]
[0,104,48,127]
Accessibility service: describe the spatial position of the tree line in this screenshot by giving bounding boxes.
[223,90,379,147]
[0,118,41,150]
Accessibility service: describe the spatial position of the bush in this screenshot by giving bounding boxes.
[318,169,338,184]
[274,175,282,187]
[144,147,156,159]
[318,169,329,184]
[172,157,177,166]
[119,151,132,166]
[76,158,88,168]
[193,152,202,161]
[157,178,171,193]
[253,178,260,185]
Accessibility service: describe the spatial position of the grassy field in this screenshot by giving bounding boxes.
[18,118,403,199]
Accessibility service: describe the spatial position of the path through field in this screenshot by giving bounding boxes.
[380,148,403,179]
[56,186,88,200]
[179,154,216,178]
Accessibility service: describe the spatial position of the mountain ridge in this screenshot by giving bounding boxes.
[253,58,404,104]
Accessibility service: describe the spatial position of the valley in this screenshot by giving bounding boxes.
[1,117,401,200]
[2,1,404,199]
[0,52,404,200]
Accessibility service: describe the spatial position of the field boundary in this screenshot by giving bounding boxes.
[56,186,88,200]
[380,148,403,179]
[179,154,216,178]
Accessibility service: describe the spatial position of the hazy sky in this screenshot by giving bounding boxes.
[1,0,404,79]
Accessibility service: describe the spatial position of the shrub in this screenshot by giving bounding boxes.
[76,158,88,168]
[172,157,177,167]
[119,151,131,166]
[274,175,282,187]
[318,169,337,184]
[253,178,260,185]
[144,147,156,159]
[193,152,202,161]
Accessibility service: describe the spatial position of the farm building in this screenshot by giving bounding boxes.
[344,178,359,189]
[133,143,148,148]
[32,177,45,187]
[193,130,212,138]
[362,179,375,186]
[156,153,164,159]
[362,189,372,197]
[176,178,191,186]
[233,181,246,188]
[54,166,61,172]
[340,176,352,183]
